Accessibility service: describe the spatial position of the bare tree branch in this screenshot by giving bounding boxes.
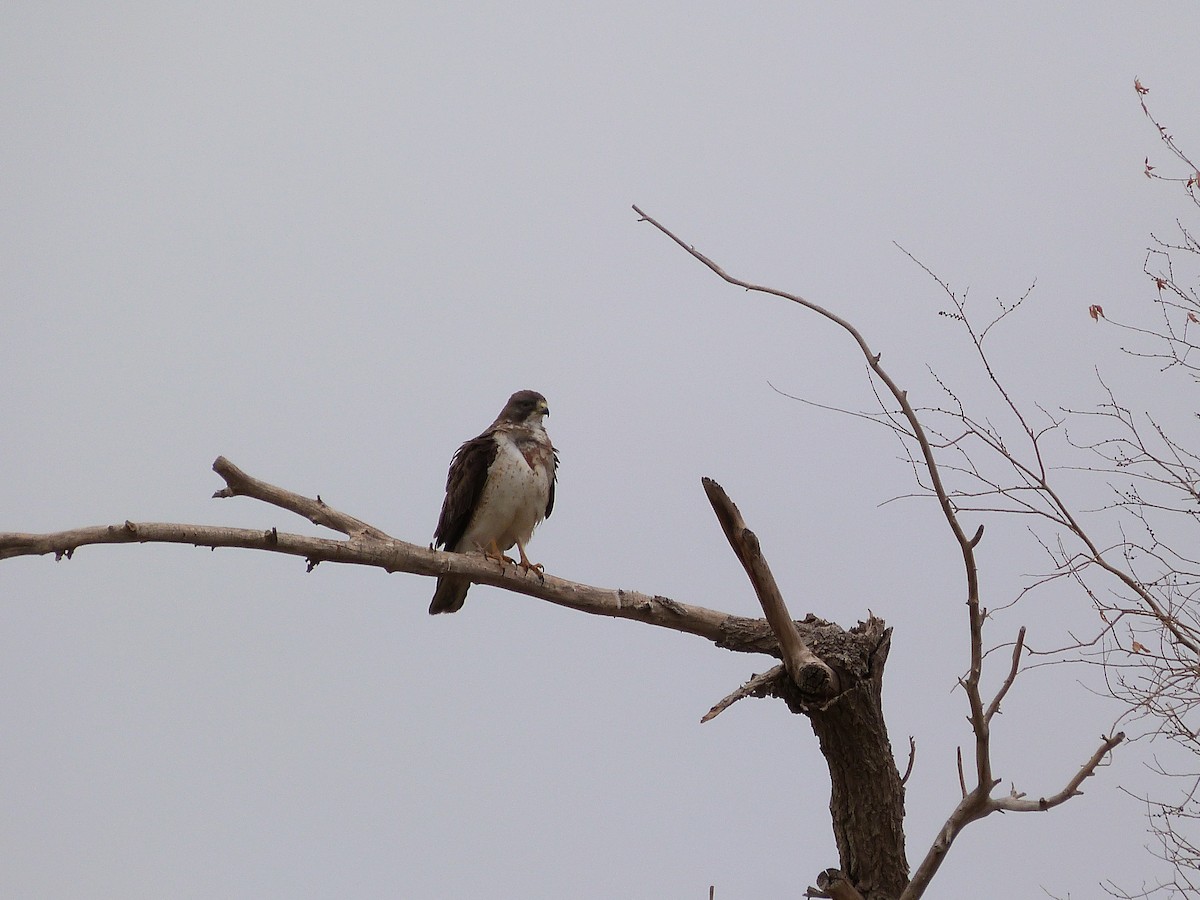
[0,458,801,657]
[901,736,917,787]
[985,627,1027,725]
[700,665,786,723]
[702,476,838,694]
[903,733,1123,900]
[991,732,1125,812]
[212,455,390,539]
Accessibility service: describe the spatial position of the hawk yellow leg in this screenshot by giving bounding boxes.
[515,539,545,579]
[484,539,516,568]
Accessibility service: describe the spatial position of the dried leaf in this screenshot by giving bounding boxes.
[1188,312,1198,324]
[1088,304,1105,321]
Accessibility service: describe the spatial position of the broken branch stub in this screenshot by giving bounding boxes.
[702,476,839,695]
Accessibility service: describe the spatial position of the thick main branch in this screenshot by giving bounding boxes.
[0,458,800,659]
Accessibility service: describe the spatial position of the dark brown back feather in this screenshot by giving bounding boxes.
[434,431,498,551]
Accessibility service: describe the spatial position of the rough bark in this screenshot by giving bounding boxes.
[771,618,908,898]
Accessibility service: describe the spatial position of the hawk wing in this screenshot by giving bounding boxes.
[545,448,558,519]
[434,431,498,551]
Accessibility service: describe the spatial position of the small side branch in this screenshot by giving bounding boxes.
[700,665,785,723]
[984,627,1026,725]
[212,456,390,539]
[901,736,917,786]
[992,732,1125,813]
[702,477,839,695]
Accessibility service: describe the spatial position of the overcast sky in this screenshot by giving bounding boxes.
[4,3,1200,898]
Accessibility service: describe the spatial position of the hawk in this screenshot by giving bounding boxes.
[428,390,558,614]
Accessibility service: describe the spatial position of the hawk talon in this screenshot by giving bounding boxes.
[483,540,516,568]
[518,560,545,580]
[514,541,544,579]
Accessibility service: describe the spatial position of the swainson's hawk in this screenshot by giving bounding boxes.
[429,390,558,614]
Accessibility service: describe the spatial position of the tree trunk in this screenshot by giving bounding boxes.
[774,617,908,899]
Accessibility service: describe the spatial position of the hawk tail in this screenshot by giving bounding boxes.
[429,575,470,615]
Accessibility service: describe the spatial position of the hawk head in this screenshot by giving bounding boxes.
[496,390,549,426]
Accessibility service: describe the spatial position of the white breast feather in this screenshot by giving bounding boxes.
[457,432,552,553]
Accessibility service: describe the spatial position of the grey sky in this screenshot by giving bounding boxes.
[4,3,1199,897]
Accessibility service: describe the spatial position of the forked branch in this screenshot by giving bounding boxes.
[212,456,390,539]
[902,731,1123,899]
[0,457,833,664]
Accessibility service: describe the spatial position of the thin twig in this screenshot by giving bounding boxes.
[901,736,918,786]
[985,627,1027,725]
